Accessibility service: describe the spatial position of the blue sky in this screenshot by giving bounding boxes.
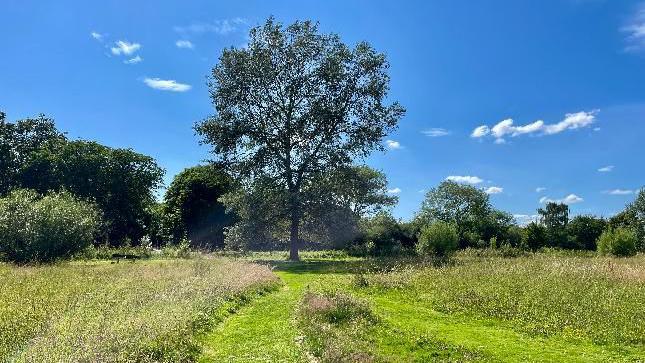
[1,0,644,221]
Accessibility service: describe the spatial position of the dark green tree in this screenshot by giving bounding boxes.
[20,140,164,245]
[163,165,236,248]
[567,215,606,250]
[196,18,404,260]
[0,113,66,194]
[538,202,569,248]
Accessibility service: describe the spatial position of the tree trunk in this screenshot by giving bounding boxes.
[289,214,300,261]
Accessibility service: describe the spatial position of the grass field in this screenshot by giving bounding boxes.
[1,251,644,362]
[202,251,645,362]
[0,258,277,362]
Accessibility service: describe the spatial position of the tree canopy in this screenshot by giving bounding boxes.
[163,164,236,248]
[196,18,404,259]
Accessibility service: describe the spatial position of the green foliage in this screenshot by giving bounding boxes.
[415,181,512,248]
[0,189,100,263]
[610,189,645,251]
[567,215,607,250]
[0,114,66,195]
[597,227,637,257]
[525,222,547,250]
[163,164,236,249]
[504,225,527,248]
[351,212,406,256]
[20,140,164,245]
[0,113,164,246]
[538,202,569,248]
[195,18,404,260]
[417,221,458,257]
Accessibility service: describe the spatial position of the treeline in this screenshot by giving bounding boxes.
[352,181,644,258]
[0,111,642,263]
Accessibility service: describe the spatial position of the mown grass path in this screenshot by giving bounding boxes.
[199,259,645,362]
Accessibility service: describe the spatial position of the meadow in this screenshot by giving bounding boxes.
[1,251,644,362]
[0,258,277,362]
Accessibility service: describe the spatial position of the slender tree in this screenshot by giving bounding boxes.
[196,18,404,260]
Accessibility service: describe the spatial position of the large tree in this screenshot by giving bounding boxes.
[196,18,404,260]
[538,202,569,248]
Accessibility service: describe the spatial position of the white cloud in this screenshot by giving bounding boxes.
[471,125,490,138]
[472,111,598,143]
[422,128,450,137]
[385,140,402,150]
[124,55,143,64]
[540,194,584,205]
[514,214,539,226]
[176,40,194,49]
[485,186,503,195]
[446,175,483,185]
[143,78,191,92]
[598,165,614,172]
[91,31,103,41]
[387,187,401,194]
[604,189,634,195]
[536,187,547,193]
[111,40,141,56]
[174,18,248,35]
[623,4,645,52]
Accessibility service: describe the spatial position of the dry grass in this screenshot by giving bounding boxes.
[0,258,278,362]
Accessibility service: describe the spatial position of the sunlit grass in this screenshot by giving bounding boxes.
[0,258,278,362]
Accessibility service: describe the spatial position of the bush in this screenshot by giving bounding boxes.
[0,189,100,263]
[597,227,637,257]
[416,221,458,257]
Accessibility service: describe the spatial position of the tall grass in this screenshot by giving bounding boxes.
[0,258,278,362]
[377,252,645,346]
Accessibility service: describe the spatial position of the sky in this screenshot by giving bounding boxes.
[1,0,644,222]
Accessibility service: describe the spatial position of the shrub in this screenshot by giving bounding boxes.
[416,221,458,257]
[597,227,637,257]
[0,189,100,263]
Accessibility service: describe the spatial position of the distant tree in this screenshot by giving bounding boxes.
[0,113,66,195]
[414,181,510,247]
[538,202,569,248]
[354,211,405,256]
[20,140,164,245]
[196,18,404,260]
[567,215,606,250]
[525,222,547,250]
[163,165,236,249]
[417,221,458,258]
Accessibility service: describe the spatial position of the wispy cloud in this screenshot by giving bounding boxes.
[143,78,191,92]
[539,194,584,205]
[604,189,634,195]
[174,18,248,35]
[536,187,547,193]
[622,3,645,52]
[598,165,614,172]
[471,110,598,144]
[175,40,194,49]
[422,128,450,137]
[446,175,483,185]
[385,140,402,150]
[387,187,401,194]
[90,31,103,41]
[485,186,503,195]
[124,55,143,64]
[111,40,141,56]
